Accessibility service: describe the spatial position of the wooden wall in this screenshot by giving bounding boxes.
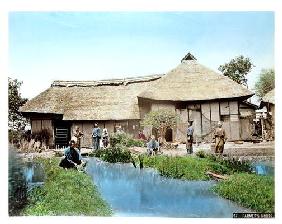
[31,119,53,145]
[149,100,255,143]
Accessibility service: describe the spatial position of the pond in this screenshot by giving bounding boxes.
[85,157,251,218]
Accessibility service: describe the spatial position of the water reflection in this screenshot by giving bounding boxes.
[86,158,251,218]
[252,161,274,176]
[23,162,45,188]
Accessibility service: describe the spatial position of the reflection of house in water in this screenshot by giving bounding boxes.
[20,53,257,148]
[258,89,275,140]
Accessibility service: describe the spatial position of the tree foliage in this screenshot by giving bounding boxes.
[218,55,254,86]
[255,69,275,97]
[141,110,179,142]
[8,77,28,130]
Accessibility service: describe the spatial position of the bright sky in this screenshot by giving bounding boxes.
[9,12,274,99]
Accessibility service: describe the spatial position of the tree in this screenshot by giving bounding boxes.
[218,55,254,86]
[141,110,179,143]
[255,69,275,97]
[8,77,28,131]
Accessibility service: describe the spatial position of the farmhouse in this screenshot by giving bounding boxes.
[20,53,256,148]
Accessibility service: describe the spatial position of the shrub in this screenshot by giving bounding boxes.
[8,129,24,147]
[33,129,51,145]
[93,144,132,163]
[195,150,206,158]
[110,132,145,147]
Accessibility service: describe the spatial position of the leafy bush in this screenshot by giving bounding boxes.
[9,129,24,147]
[213,173,274,213]
[32,129,51,144]
[93,144,132,163]
[9,147,28,215]
[195,150,206,158]
[110,132,145,147]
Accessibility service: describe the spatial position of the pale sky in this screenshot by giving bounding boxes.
[9,12,274,99]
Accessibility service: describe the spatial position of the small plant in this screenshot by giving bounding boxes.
[93,145,132,163]
[109,132,145,148]
[195,150,206,158]
[33,129,51,145]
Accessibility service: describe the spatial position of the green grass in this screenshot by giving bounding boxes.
[143,155,232,180]
[22,158,112,216]
[213,173,274,213]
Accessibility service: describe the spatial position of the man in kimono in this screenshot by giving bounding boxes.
[186,121,194,154]
[214,121,226,154]
[73,126,84,151]
[59,140,81,169]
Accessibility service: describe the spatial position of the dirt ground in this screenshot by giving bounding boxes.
[129,141,275,156]
[18,141,275,162]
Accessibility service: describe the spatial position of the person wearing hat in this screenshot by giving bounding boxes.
[92,123,101,150]
[214,121,226,154]
[186,121,194,154]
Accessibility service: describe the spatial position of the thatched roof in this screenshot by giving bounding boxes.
[20,75,163,120]
[262,88,275,105]
[20,54,255,121]
[138,58,254,101]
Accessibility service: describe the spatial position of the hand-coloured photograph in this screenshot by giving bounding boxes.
[8,12,275,218]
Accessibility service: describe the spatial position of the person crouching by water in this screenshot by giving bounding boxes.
[59,140,82,169]
[186,121,194,154]
[147,135,159,156]
[92,123,101,150]
[102,128,109,148]
[214,121,227,155]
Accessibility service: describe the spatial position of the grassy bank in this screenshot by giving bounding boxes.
[142,155,234,180]
[22,158,112,216]
[213,173,274,213]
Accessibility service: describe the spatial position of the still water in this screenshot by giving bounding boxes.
[85,158,251,218]
[23,162,45,189]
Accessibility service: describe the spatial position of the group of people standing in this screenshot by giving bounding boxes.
[186,121,227,155]
[71,123,109,151]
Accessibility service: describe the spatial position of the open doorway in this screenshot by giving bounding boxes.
[165,128,173,142]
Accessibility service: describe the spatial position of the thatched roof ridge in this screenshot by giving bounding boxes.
[20,75,163,120]
[262,88,275,105]
[52,74,163,87]
[138,60,254,101]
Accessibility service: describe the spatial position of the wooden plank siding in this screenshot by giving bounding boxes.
[31,119,54,146]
